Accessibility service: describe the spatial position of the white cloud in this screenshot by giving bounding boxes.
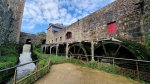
[22,0,115,30]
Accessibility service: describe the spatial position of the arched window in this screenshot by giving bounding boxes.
[66,32,72,39]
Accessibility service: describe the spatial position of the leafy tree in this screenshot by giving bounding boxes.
[37,31,46,37]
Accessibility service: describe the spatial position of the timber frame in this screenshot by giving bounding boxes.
[42,39,144,61]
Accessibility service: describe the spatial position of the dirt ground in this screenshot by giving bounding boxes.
[34,63,141,84]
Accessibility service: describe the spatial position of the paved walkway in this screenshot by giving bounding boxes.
[34,63,141,84]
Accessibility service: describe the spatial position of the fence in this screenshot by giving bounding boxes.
[0,59,51,84]
[68,54,150,82]
[1,54,150,83]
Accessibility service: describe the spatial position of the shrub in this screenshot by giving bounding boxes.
[146,34,150,59]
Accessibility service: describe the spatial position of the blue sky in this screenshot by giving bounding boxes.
[21,0,115,34]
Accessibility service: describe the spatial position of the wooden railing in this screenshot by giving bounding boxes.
[67,54,150,82]
[0,58,51,84]
[14,59,51,84]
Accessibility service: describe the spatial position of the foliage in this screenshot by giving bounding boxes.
[32,43,118,73]
[32,45,118,74]
[32,45,49,59]
[0,43,21,83]
[121,40,149,60]
[146,34,150,57]
[0,43,20,56]
[37,31,46,37]
[0,43,20,69]
[15,58,50,84]
[50,55,118,74]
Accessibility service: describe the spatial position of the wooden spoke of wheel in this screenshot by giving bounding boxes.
[73,45,75,54]
[102,42,108,56]
[69,51,73,58]
[77,47,82,59]
[114,45,122,57]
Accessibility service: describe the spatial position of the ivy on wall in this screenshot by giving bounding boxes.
[144,0,150,59]
[146,34,150,56]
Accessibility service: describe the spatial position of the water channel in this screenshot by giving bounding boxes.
[17,44,35,78]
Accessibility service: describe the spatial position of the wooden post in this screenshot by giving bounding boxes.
[36,64,38,80]
[50,46,52,55]
[98,57,100,62]
[13,69,17,84]
[113,58,115,67]
[91,41,95,61]
[66,43,69,58]
[136,61,140,80]
[47,59,51,72]
[44,45,46,54]
[56,44,59,56]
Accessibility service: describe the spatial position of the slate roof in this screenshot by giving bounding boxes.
[48,23,66,30]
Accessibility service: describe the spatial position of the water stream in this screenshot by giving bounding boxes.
[17,44,35,78]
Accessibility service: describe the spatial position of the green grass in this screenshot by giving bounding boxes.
[31,46,149,83]
[32,44,118,74]
[0,55,17,69]
[0,43,20,69]
[33,45,49,59]
[0,43,21,83]
[49,55,118,74]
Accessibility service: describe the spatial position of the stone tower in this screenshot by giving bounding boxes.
[0,0,25,45]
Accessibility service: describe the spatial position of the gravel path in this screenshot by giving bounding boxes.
[34,63,141,84]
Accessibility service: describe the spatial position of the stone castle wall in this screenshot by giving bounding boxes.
[20,32,46,44]
[46,0,148,44]
[0,0,25,45]
[144,0,150,34]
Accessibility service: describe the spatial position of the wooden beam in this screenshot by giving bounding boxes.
[91,41,95,61]
[66,43,69,58]
[56,44,59,56]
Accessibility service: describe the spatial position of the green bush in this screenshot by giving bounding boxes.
[146,34,150,58]
[0,43,20,83]
[32,45,49,59]
[0,43,20,69]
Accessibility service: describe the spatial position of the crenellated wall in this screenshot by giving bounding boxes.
[0,0,25,45]
[46,0,148,44]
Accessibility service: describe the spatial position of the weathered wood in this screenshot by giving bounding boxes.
[50,46,52,54]
[56,44,59,56]
[66,43,69,58]
[136,61,140,80]
[102,42,108,56]
[91,41,95,61]
[114,45,121,57]
[113,58,115,67]
[44,45,46,54]
[36,64,38,80]
[13,69,17,84]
